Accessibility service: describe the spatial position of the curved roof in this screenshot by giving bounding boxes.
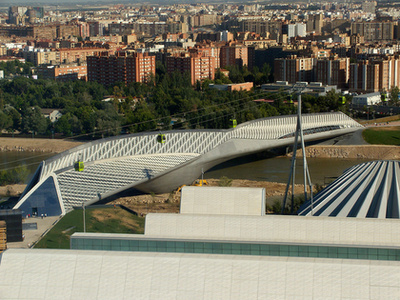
[15,112,362,216]
[298,160,400,218]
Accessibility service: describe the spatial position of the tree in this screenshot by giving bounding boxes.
[0,110,12,133]
[4,106,21,131]
[21,106,48,135]
[126,101,156,133]
[390,86,399,105]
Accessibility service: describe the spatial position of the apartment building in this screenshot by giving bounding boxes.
[220,43,249,68]
[240,20,282,40]
[87,52,155,86]
[316,57,350,88]
[351,21,395,41]
[306,14,323,34]
[37,64,87,81]
[58,47,111,64]
[108,21,186,36]
[166,51,216,85]
[274,55,315,83]
[349,56,400,92]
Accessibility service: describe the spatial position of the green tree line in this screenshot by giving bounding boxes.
[0,62,348,139]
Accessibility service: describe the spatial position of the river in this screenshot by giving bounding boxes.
[0,152,372,186]
[205,155,372,185]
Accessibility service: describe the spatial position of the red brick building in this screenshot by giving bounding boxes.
[37,64,87,81]
[220,43,249,68]
[274,55,315,83]
[316,57,350,88]
[166,50,216,85]
[87,52,155,86]
[349,56,400,92]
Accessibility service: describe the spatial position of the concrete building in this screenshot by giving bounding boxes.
[282,23,306,39]
[87,52,156,86]
[274,55,315,83]
[362,1,377,14]
[351,21,395,41]
[180,186,265,216]
[209,82,253,92]
[240,20,282,40]
[306,14,323,34]
[36,64,87,81]
[40,109,62,122]
[191,14,220,27]
[351,92,382,105]
[261,81,340,96]
[316,57,350,88]
[4,183,400,298]
[349,56,400,92]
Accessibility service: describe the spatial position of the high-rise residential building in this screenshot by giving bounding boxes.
[108,21,186,36]
[87,52,155,86]
[316,57,350,88]
[191,44,221,69]
[8,6,44,25]
[306,14,323,34]
[349,56,400,92]
[8,6,28,25]
[240,20,282,41]
[191,14,220,27]
[166,50,216,85]
[220,43,249,68]
[274,55,315,83]
[351,21,395,41]
[362,1,377,14]
[220,31,233,42]
[282,23,307,39]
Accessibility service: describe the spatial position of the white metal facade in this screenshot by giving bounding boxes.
[14,112,363,216]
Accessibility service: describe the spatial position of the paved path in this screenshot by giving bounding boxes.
[7,216,60,249]
[316,128,368,146]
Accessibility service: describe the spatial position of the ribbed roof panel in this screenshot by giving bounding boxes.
[298,160,400,219]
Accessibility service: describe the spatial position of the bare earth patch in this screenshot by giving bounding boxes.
[108,179,306,215]
[0,137,83,153]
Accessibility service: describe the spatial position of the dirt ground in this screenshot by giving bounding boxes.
[0,184,26,197]
[108,179,306,215]
[295,145,400,160]
[0,137,83,153]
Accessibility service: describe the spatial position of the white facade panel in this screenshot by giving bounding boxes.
[180,186,265,216]
[145,213,400,246]
[352,92,381,105]
[2,249,400,299]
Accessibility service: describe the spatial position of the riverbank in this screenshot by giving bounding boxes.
[293,145,400,160]
[0,136,398,159]
[0,137,83,153]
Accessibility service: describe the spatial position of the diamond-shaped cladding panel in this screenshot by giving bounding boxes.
[57,154,198,211]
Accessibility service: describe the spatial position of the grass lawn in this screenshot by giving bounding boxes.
[362,126,400,145]
[34,207,145,249]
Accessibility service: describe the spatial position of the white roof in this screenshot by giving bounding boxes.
[180,186,265,216]
[1,248,400,299]
[299,160,400,218]
[144,213,400,247]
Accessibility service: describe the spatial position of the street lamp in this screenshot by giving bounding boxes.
[82,202,86,232]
